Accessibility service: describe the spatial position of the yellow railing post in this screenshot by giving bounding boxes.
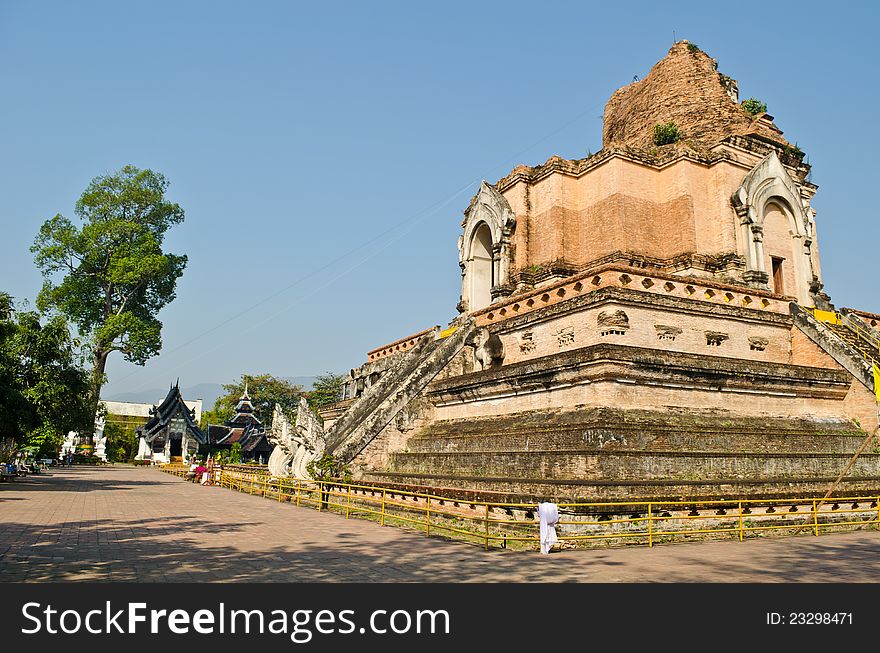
[263,476,267,498]
[876,496,880,530]
[381,489,387,526]
[647,502,653,548]
[346,485,352,519]
[426,496,431,536]
[738,502,744,541]
[317,481,323,512]
[484,503,490,551]
[813,500,819,536]
[296,479,301,507]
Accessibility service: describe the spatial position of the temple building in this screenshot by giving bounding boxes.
[135,383,206,464]
[282,42,880,503]
[205,385,273,463]
[64,393,202,461]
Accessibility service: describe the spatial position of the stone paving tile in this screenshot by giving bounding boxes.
[1,466,879,583]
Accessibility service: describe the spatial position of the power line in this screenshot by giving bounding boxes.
[111,100,604,391]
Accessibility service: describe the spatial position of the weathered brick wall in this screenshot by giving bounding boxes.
[502,154,770,285]
[602,42,785,149]
[842,381,879,433]
[389,449,880,483]
[433,372,857,425]
[363,471,880,504]
[789,326,841,369]
[407,408,866,455]
[496,300,792,367]
[428,340,858,428]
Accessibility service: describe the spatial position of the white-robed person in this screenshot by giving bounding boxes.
[537,501,560,554]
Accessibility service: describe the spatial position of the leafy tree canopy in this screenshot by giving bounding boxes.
[31,165,188,403]
[306,372,345,411]
[101,421,139,463]
[306,451,352,483]
[0,293,92,455]
[202,374,304,428]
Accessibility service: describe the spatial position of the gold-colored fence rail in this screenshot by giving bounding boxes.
[160,464,880,550]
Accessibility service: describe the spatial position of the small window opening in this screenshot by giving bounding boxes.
[771,257,784,295]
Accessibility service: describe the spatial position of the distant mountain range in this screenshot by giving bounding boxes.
[103,377,318,411]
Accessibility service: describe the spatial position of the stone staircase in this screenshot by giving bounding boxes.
[831,310,880,369]
[327,319,477,462]
[364,407,880,502]
[790,304,876,392]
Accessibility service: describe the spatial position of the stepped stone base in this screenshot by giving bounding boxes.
[406,407,868,455]
[359,406,880,503]
[363,471,880,505]
[340,290,879,505]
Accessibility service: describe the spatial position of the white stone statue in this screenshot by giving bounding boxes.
[267,398,327,479]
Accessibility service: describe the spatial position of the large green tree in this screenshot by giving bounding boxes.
[31,165,188,420]
[202,374,304,429]
[0,293,30,441]
[0,293,92,455]
[306,372,346,410]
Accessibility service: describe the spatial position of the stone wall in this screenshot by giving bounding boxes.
[490,292,796,369]
[428,343,854,423]
[406,408,867,455]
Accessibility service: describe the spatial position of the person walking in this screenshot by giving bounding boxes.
[538,501,560,554]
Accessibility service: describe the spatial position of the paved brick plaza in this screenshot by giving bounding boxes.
[1,466,878,583]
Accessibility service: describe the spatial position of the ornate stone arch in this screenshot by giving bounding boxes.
[731,152,815,304]
[457,181,516,313]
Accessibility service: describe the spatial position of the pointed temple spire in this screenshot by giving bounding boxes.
[229,382,261,427]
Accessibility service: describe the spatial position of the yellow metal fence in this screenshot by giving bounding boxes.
[161,464,880,550]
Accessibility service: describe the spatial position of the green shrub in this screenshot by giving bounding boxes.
[687,43,700,54]
[307,452,352,483]
[742,97,767,116]
[652,122,681,146]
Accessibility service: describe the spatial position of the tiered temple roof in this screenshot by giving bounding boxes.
[227,383,263,428]
[136,382,206,444]
[206,384,272,458]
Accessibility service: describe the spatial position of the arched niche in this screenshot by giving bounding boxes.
[731,152,816,305]
[468,223,494,310]
[457,181,516,313]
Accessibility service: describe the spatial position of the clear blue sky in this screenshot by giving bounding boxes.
[1,0,878,398]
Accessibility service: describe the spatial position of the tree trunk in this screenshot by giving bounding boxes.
[84,348,110,446]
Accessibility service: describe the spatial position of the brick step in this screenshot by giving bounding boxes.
[387,450,880,483]
[364,470,880,504]
[405,428,868,455]
[407,407,866,454]
[418,407,858,436]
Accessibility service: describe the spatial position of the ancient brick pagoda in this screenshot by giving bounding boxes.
[271,42,880,503]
